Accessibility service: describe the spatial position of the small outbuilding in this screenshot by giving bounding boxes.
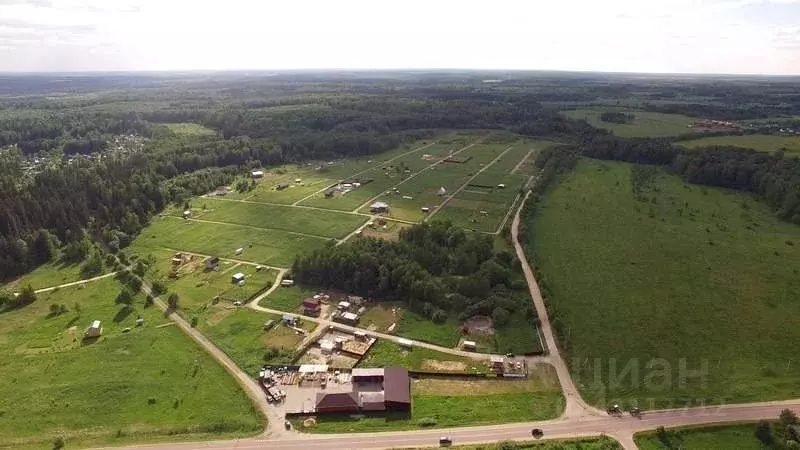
[206,256,220,270]
[280,279,294,287]
[235,247,244,255]
[251,170,264,179]
[497,183,506,189]
[283,314,298,326]
[232,272,245,284]
[463,340,477,351]
[337,301,351,310]
[421,207,430,213]
[276,183,289,191]
[182,210,192,219]
[85,320,102,338]
[370,201,389,213]
[397,338,413,349]
[324,188,336,198]
[437,187,447,196]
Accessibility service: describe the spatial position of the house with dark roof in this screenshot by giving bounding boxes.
[383,367,411,412]
[315,392,359,413]
[312,366,411,415]
[302,298,321,317]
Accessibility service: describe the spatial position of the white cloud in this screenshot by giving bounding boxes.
[0,0,797,73]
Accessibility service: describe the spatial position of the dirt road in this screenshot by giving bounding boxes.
[511,189,603,419]
[32,271,119,294]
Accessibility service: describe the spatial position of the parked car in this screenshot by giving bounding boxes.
[439,436,452,446]
[284,420,291,430]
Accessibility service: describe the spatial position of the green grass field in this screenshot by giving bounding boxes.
[1,259,97,294]
[562,109,695,137]
[0,277,261,448]
[679,134,800,154]
[299,141,467,212]
[197,307,315,377]
[130,216,331,267]
[394,309,463,347]
[437,172,527,233]
[164,123,216,136]
[297,365,564,432]
[166,263,279,311]
[526,158,800,409]
[256,285,318,312]
[360,143,510,222]
[358,339,484,373]
[181,197,365,239]
[635,424,763,450]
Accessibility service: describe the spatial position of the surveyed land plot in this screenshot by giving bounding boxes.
[0,277,261,448]
[358,143,510,222]
[679,134,800,154]
[299,142,467,212]
[438,172,528,233]
[527,158,800,408]
[168,264,279,311]
[562,108,695,137]
[182,197,364,239]
[131,216,329,268]
[198,307,315,377]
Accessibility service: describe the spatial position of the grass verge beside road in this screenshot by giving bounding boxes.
[635,423,764,450]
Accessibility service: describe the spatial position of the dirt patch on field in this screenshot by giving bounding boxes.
[464,315,494,334]
[208,308,232,325]
[421,359,467,372]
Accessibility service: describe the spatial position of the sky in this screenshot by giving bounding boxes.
[0,0,799,74]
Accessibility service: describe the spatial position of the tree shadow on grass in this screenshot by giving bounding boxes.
[114,305,134,323]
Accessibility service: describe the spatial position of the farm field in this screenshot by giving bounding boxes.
[129,216,330,268]
[635,424,764,450]
[526,158,800,408]
[197,307,315,377]
[437,172,528,233]
[299,141,470,212]
[179,197,365,239]
[0,277,261,448]
[297,365,564,432]
[358,143,511,222]
[678,134,800,154]
[562,108,695,137]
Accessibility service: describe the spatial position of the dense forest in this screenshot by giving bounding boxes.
[1,72,799,279]
[292,220,535,327]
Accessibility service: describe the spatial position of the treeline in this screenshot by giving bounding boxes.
[293,221,534,326]
[600,111,634,124]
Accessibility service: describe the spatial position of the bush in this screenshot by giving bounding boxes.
[151,280,167,295]
[52,437,65,450]
[190,316,198,327]
[417,417,437,427]
[167,293,179,309]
